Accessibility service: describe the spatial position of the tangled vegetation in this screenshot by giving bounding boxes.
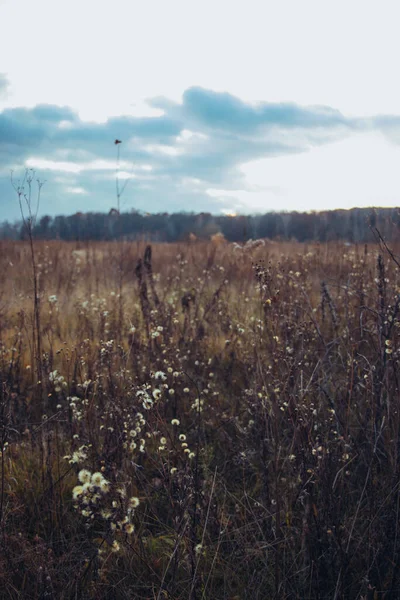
[1,237,400,599]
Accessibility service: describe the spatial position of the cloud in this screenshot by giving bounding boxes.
[179,87,351,132]
[0,73,9,98]
[0,86,399,219]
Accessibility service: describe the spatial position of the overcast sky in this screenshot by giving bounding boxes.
[1,0,400,220]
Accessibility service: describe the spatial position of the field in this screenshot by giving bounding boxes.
[1,237,400,599]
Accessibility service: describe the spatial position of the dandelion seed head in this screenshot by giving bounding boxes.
[124,523,134,534]
[78,469,91,484]
[100,479,110,493]
[154,371,167,381]
[91,472,104,487]
[72,485,84,500]
[152,389,161,400]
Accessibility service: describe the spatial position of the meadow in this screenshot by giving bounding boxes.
[1,237,400,599]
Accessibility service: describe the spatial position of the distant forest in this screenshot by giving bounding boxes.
[1,207,400,243]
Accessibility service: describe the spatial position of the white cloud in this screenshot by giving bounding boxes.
[66,186,88,195]
[25,158,81,173]
[144,144,183,156]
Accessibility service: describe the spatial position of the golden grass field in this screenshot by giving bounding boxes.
[1,238,400,599]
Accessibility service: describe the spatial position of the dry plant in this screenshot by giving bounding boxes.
[1,237,400,598]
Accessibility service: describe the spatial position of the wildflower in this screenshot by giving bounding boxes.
[129,497,140,508]
[179,434,186,442]
[142,396,153,410]
[183,387,190,393]
[78,469,91,484]
[154,371,167,381]
[195,543,203,555]
[188,452,195,459]
[49,370,58,382]
[170,467,178,475]
[72,485,84,500]
[48,294,58,304]
[111,540,120,553]
[100,479,110,493]
[91,472,104,487]
[171,418,180,426]
[160,437,167,445]
[152,389,161,400]
[69,448,88,464]
[124,523,135,534]
[191,398,204,412]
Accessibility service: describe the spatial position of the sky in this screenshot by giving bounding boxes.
[1,0,400,220]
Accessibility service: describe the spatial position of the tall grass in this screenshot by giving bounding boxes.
[1,238,400,599]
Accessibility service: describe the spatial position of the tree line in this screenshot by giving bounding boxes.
[0,207,399,243]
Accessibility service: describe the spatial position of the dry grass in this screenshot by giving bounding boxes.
[1,238,400,599]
